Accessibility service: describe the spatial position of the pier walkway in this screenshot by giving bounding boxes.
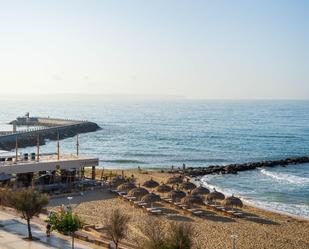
[0,116,100,150]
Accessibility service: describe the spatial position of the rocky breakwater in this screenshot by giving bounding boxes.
[0,121,101,150]
[182,156,309,177]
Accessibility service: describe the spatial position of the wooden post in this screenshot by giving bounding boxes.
[57,133,60,160]
[31,173,35,188]
[92,166,96,180]
[100,167,104,182]
[81,167,85,179]
[15,137,18,163]
[76,134,79,156]
[37,134,40,162]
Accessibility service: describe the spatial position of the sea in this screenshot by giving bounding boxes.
[0,98,308,218]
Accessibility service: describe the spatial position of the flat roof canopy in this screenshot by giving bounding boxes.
[0,155,99,174]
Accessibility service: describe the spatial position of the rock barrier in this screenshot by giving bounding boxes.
[179,156,309,177]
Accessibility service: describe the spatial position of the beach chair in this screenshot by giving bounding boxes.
[149,209,162,215]
[166,213,179,218]
[137,202,148,208]
[191,210,203,216]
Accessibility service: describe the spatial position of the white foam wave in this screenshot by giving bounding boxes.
[244,199,309,218]
[260,169,309,185]
[198,175,309,218]
[199,177,235,197]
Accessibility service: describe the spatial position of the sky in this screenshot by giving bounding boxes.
[0,0,309,100]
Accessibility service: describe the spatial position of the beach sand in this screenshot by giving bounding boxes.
[48,169,309,249]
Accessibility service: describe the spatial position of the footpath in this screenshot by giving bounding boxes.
[0,210,96,249]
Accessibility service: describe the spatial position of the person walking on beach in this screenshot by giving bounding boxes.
[46,223,51,237]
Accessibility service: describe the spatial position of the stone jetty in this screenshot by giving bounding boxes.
[179,156,309,177]
[0,115,101,150]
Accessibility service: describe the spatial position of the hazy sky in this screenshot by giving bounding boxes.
[0,0,309,99]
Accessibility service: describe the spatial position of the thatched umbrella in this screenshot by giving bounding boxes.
[141,193,161,203]
[117,182,136,192]
[156,183,172,193]
[166,176,183,184]
[222,195,243,209]
[181,195,204,206]
[180,179,196,191]
[206,189,225,204]
[111,176,126,187]
[142,178,159,188]
[128,186,149,199]
[168,189,186,201]
[191,186,210,196]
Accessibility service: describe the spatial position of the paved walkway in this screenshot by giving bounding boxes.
[0,210,95,249]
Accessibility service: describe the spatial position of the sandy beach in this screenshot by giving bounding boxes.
[48,169,309,249]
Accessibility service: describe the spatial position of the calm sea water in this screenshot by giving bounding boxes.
[0,99,308,217]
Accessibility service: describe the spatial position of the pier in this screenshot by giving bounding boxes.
[0,113,101,150]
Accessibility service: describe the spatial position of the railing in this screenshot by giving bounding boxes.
[0,121,93,140]
[0,153,80,167]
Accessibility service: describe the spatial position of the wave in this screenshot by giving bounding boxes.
[244,199,309,218]
[199,176,309,218]
[260,169,309,185]
[124,153,170,158]
[100,159,147,164]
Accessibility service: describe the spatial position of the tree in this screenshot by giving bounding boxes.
[138,219,194,249]
[105,209,130,249]
[0,189,11,207]
[9,188,49,240]
[167,222,193,249]
[48,210,83,249]
[137,217,168,249]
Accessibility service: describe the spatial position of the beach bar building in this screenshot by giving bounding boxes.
[0,151,99,192]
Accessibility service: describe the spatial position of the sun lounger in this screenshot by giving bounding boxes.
[180,204,189,209]
[162,198,173,203]
[118,191,127,196]
[146,207,161,212]
[233,212,244,217]
[209,204,220,208]
[110,189,118,194]
[166,213,179,218]
[124,196,136,201]
[149,209,162,215]
[192,210,203,216]
[137,202,148,207]
[215,206,226,211]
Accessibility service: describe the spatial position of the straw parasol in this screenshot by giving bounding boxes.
[222,195,243,209]
[142,178,159,188]
[156,183,172,193]
[180,179,196,190]
[166,175,183,184]
[168,189,186,201]
[117,182,136,192]
[128,186,149,199]
[111,176,126,187]
[191,185,210,195]
[141,193,161,203]
[181,195,204,206]
[206,189,225,203]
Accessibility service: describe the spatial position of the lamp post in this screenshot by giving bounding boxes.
[57,132,60,160]
[76,134,79,156]
[231,234,238,249]
[67,196,73,210]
